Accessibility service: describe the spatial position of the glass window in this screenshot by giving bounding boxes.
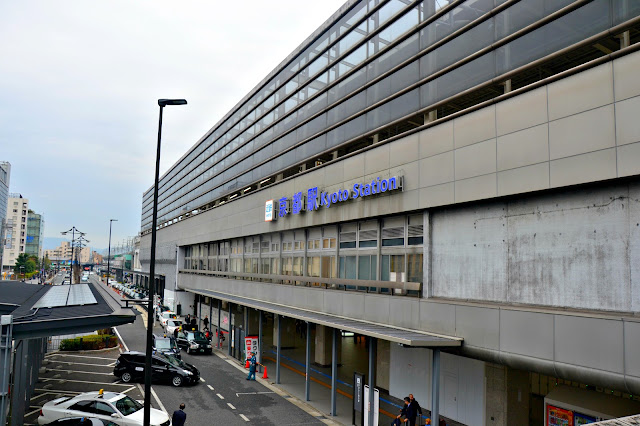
[69,400,94,413]
[358,255,377,280]
[339,256,357,279]
[407,253,423,283]
[307,256,321,277]
[381,254,405,282]
[321,256,336,278]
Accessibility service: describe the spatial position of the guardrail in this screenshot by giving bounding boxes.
[179,269,421,296]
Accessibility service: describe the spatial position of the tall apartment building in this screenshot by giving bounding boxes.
[25,212,45,259]
[138,1,640,424]
[3,193,28,271]
[0,162,11,271]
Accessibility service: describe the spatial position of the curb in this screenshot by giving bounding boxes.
[46,346,121,355]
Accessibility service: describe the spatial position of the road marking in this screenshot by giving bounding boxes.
[200,377,205,382]
[113,327,129,351]
[227,403,236,410]
[236,392,275,397]
[47,360,114,368]
[41,378,131,386]
[239,414,250,422]
[46,354,117,361]
[45,369,113,376]
[121,386,137,394]
[34,389,80,395]
[150,386,168,414]
[217,393,225,400]
[207,385,214,391]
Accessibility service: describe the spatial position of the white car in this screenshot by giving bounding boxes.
[159,311,178,328]
[37,390,170,426]
[165,319,183,336]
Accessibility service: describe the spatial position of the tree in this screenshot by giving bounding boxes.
[15,253,38,275]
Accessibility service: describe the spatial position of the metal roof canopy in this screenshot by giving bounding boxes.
[185,288,462,348]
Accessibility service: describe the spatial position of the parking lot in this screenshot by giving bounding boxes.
[23,347,157,425]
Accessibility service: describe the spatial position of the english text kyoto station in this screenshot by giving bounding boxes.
[135,1,640,424]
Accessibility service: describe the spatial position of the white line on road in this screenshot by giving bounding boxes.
[46,354,117,361]
[200,377,205,382]
[113,327,129,351]
[41,378,131,386]
[236,391,275,396]
[46,369,113,376]
[239,414,250,422]
[207,385,214,391]
[121,386,137,394]
[151,387,168,414]
[217,393,225,400]
[227,403,236,410]
[47,360,113,367]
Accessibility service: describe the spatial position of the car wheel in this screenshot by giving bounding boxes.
[121,372,132,383]
[171,375,183,387]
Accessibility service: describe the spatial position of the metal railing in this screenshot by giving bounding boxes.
[179,268,421,296]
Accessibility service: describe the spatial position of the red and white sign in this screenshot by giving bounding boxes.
[245,336,259,355]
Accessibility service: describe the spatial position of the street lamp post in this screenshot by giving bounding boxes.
[107,219,117,285]
[61,226,85,284]
[144,98,187,424]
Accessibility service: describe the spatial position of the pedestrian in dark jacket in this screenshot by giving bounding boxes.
[185,314,191,325]
[172,403,186,426]
[409,394,422,424]
[401,397,417,425]
[203,315,209,329]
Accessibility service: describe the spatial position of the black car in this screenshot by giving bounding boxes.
[113,351,199,387]
[152,335,181,359]
[176,330,212,354]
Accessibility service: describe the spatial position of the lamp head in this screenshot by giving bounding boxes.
[158,99,187,107]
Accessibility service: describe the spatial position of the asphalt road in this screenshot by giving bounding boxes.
[115,307,328,425]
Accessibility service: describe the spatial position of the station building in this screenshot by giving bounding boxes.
[139,1,640,424]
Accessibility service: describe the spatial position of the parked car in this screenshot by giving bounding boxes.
[41,416,115,425]
[113,351,199,387]
[164,319,183,336]
[37,389,170,425]
[152,335,181,359]
[175,330,212,354]
[159,311,178,328]
[154,305,170,321]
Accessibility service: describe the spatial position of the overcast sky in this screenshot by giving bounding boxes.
[0,0,346,251]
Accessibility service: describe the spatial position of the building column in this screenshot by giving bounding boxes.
[276,315,282,384]
[305,321,311,401]
[217,299,222,349]
[272,315,295,348]
[258,310,263,373]
[431,349,440,425]
[331,327,338,416]
[367,337,377,426]
[228,302,233,357]
[315,324,341,367]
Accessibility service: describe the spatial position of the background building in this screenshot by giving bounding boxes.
[43,241,92,269]
[2,193,28,272]
[25,211,44,259]
[139,1,640,424]
[0,162,11,272]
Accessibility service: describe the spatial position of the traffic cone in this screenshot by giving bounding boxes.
[262,366,268,379]
[245,359,250,369]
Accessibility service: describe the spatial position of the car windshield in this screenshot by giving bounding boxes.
[167,320,182,327]
[115,395,143,416]
[163,354,186,368]
[188,331,206,340]
[155,339,173,350]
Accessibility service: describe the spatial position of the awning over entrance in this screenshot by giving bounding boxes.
[184,288,462,348]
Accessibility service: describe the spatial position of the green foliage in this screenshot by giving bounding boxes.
[15,253,38,274]
[59,335,118,351]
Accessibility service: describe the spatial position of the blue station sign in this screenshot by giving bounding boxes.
[265,176,403,221]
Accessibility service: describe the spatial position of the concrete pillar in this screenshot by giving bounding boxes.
[485,363,507,426]
[507,368,530,426]
[376,339,390,391]
[272,316,296,348]
[315,325,341,367]
[305,321,311,401]
[331,328,338,416]
[431,349,440,426]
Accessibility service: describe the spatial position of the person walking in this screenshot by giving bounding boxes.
[185,314,191,326]
[203,315,209,329]
[409,393,422,424]
[400,397,417,425]
[172,403,186,426]
[246,351,257,380]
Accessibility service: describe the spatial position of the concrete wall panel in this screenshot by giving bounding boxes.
[418,301,456,336]
[453,106,496,149]
[497,162,549,196]
[499,310,554,361]
[550,148,617,188]
[624,321,640,377]
[455,305,500,350]
[547,62,613,121]
[549,105,615,160]
[614,51,640,102]
[420,120,453,158]
[615,96,640,147]
[455,138,497,180]
[496,86,548,136]
[497,124,549,172]
[554,315,623,374]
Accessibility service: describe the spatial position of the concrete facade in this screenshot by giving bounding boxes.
[139,2,640,423]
